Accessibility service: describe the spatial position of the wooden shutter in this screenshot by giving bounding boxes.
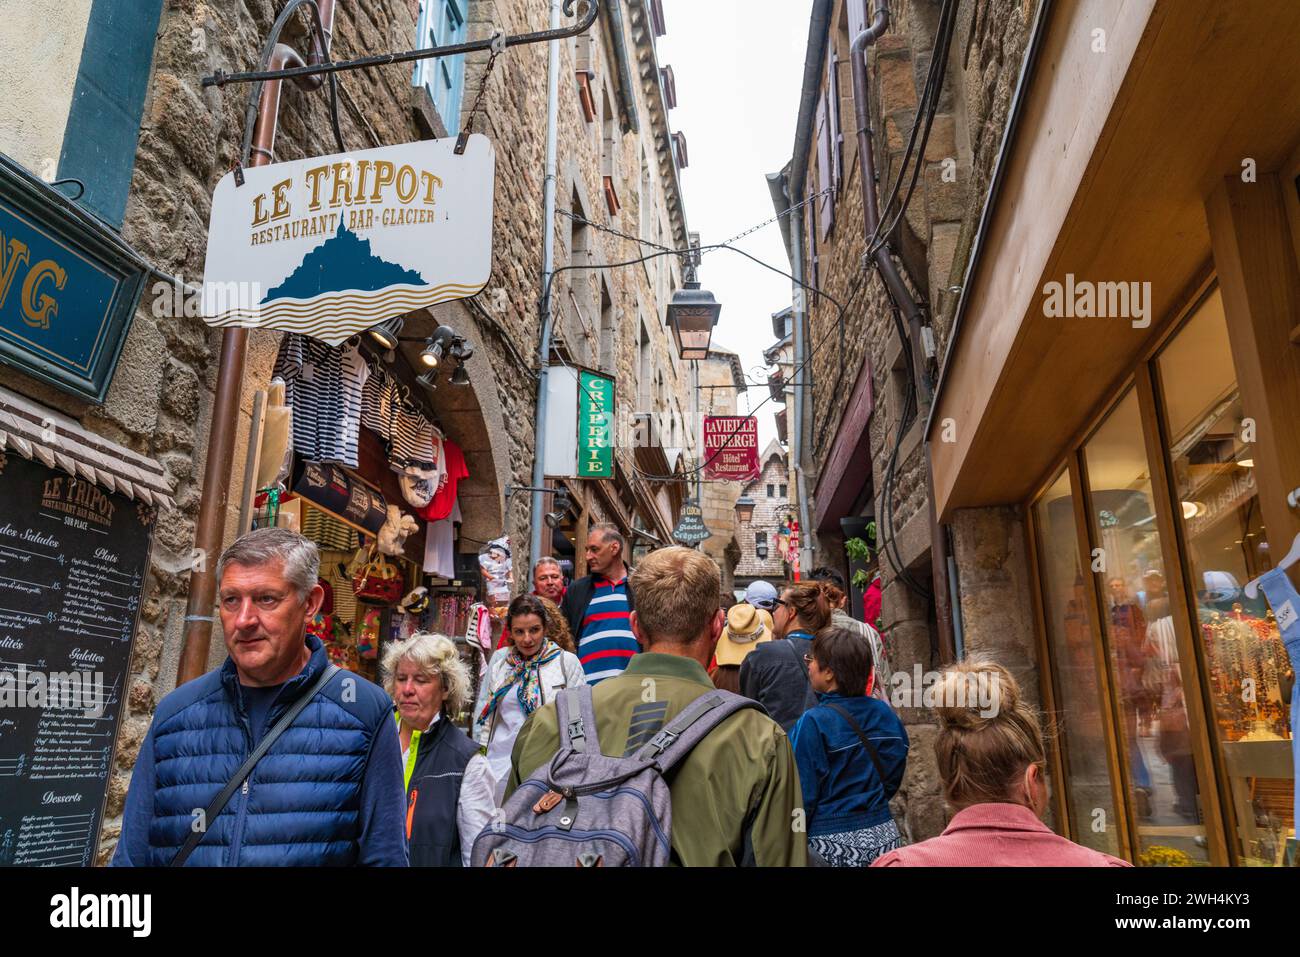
[829,52,843,190]
[815,89,835,240]
[847,0,868,40]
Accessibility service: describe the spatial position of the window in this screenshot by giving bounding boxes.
[1155,288,1292,866]
[599,283,615,373]
[1084,389,1209,863]
[755,531,768,546]
[779,484,788,498]
[767,484,775,498]
[414,0,468,136]
[575,32,597,122]
[1033,469,1120,855]
[566,189,596,360]
[602,87,620,215]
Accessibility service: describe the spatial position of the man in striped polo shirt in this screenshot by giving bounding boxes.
[560,524,637,684]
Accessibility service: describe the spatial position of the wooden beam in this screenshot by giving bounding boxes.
[1205,174,1300,548]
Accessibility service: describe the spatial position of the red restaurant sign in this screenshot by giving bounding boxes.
[703,416,760,482]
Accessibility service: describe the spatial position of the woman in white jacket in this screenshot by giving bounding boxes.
[473,593,585,800]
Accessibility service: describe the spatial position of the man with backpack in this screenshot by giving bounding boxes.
[482,546,806,867]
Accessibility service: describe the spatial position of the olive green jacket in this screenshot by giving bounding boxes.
[506,652,808,866]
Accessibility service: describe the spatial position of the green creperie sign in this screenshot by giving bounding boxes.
[578,370,613,479]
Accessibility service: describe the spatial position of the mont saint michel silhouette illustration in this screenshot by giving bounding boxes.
[262,220,427,302]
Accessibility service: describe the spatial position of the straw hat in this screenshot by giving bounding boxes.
[715,603,774,666]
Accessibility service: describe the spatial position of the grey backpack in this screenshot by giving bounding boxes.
[470,684,759,867]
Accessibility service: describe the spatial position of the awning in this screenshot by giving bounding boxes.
[0,385,176,509]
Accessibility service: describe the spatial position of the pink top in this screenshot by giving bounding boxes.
[871,803,1131,867]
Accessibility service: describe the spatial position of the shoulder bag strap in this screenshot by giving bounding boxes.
[170,663,341,867]
[823,701,888,788]
[786,637,810,681]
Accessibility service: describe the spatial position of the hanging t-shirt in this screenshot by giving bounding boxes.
[423,497,461,578]
[361,370,439,474]
[418,439,467,521]
[274,334,369,467]
[391,414,438,475]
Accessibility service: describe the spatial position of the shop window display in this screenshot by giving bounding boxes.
[1033,470,1121,855]
[1084,388,1209,864]
[1155,289,1294,866]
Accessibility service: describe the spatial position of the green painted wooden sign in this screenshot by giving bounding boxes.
[578,370,614,479]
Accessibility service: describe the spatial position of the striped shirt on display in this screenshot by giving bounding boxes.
[576,576,637,684]
[273,334,369,468]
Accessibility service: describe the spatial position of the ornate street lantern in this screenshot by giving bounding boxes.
[665,267,722,360]
[734,495,756,524]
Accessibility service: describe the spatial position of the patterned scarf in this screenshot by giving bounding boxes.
[479,640,562,724]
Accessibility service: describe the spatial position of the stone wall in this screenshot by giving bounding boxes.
[0,0,692,863]
[734,449,792,582]
[697,350,743,597]
[794,0,1041,839]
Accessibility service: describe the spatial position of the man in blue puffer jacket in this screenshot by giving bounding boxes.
[790,626,909,867]
[112,528,407,866]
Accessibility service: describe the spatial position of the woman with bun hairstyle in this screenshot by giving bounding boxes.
[871,660,1130,866]
[739,581,833,731]
[791,626,908,865]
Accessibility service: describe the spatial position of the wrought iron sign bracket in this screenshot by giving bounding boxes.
[201,0,598,90]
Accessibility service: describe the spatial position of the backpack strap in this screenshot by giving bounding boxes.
[555,685,598,753]
[635,689,760,774]
[823,702,888,788]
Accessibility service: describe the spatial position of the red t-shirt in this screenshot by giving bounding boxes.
[417,439,468,521]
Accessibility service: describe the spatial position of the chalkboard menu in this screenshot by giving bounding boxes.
[0,453,153,866]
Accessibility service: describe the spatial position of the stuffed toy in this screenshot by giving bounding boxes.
[377,505,420,556]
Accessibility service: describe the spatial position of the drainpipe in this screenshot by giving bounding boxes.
[785,173,815,576]
[529,0,564,568]
[177,1,338,685]
[604,0,640,134]
[849,0,956,661]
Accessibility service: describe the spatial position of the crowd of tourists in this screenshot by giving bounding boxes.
[111,526,1128,867]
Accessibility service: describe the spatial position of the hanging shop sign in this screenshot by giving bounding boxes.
[201,135,496,345]
[0,155,148,403]
[292,461,388,535]
[673,500,711,544]
[703,415,760,482]
[578,370,614,479]
[0,452,155,865]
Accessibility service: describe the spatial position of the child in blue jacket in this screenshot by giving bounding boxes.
[791,625,909,866]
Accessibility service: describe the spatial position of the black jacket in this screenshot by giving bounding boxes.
[404,712,480,867]
[738,634,817,732]
[560,570,635,639]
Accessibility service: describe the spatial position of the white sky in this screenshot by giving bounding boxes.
[657,0,814,449]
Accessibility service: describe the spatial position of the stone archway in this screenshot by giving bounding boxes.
[399,299,510,556]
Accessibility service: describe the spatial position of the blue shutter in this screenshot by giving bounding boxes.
[57,0,165,228]
[414,0,468,137]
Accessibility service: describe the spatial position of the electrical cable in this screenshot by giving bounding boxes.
[863,0,958,257]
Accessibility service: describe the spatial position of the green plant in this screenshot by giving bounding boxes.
[844,536,871,590]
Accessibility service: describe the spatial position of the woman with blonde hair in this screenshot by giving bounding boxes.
[383,633,494,866]
[871,659,1130,866]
